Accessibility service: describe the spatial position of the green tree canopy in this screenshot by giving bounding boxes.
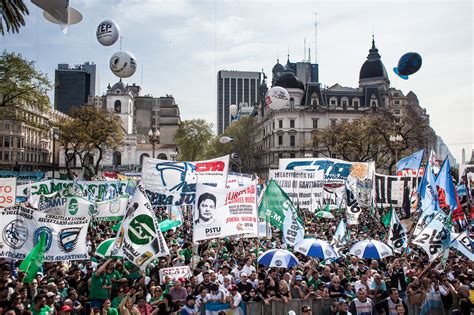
[0,51,51,118]
[56,106,125,179]
[205,116,257,173]
[174,119,213,161]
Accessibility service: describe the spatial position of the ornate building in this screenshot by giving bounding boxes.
[252,38,452,176]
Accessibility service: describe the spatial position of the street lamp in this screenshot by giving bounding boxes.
[389,134,403,173]
[170,149,178,161]
[52,128,59,179]
[148,128,160,159]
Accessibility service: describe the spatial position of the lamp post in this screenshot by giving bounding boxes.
[148,128,160,159]
[389,134,403,174]
[52,128,59,179]
[170,149,178,161]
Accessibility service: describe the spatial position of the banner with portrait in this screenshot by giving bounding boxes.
[269,170,324,211]
[141,155,230,207]
[0,206,90,261]
[193,181,258,242]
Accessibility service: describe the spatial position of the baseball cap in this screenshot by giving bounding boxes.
[295,275,303,281]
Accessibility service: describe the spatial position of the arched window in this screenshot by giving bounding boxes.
[157,153,168,160]
[289,98,294,108]
[329,97,337,109]
[114,100,121,113]
[341,97,349,110]
[140,153,150,165]
[112,151,121,166]
[371,96,378,107]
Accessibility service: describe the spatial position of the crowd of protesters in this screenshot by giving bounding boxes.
[0,186,473,315]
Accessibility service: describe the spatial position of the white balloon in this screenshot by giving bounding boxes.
[229,104,238,117]
[97,20,120,46]
[219,136,234,144]
[265,86,289,110]
[109,51,137,78]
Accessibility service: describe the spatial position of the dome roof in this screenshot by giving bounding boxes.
[359,38,388,81]
[274,70,305,90]
[111,79,126,92]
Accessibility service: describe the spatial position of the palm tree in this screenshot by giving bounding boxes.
[1,0,29,35]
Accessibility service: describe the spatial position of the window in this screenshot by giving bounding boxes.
[278,135,283,146]
[394,92,399,97]
[394,100,400,104]
[290,120,295,128]
[342,100,347,107]
[272,121,275,129]
[140,153,150,165]
[289,98,294,108]
[17,137,21,148]
[331,119,337,127]
[290,153,295,158]
[4,137,10,148]
[113,151,121,166]
[4,152,9,161]
[290,135,295,147]
[114,100,121,113]
[394,109,400,115]
[312,119,318,129]
[278,120,283,128]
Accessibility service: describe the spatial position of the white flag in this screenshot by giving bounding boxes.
[451,230,474,261]
[345,183,362,225]
[413,213,449,261]
[386,209,407,253]
[114,183,169,270]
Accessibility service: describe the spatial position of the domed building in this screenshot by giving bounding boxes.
[252,37,448,176]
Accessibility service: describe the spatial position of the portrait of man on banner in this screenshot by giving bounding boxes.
[194,192,217,226]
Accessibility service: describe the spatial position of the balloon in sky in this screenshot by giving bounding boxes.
[393,52,422,80]
[97,20,120,46]
[265,86,289,110]
[109,51,137,78]
[31,0,82,26]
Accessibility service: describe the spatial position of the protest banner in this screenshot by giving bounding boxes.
[0,206,90,261]
[0,178,16,208]
[226,172,253,189]
[142,155,229,207]
[17,180,130,201]
[413,213,450,261]
[159,266,192,284]
[193,180,258,242]
[269,170,324,211]
[374,174,420,207]
[114,184,169,270]
[38,193,128,221]
[345,183,362,225]
[279,158,375,184]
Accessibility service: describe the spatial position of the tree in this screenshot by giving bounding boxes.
[0,51,51,119]
[56,106,125,179]
[314,109,436,174]
[205,116,257,173]
[174,119,213,161]
[0,0,29,35]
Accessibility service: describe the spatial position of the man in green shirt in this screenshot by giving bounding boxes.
[30,294,50,315]
[89,258,113,309]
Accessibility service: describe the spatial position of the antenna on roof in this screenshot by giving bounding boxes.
[314,12,318,64]
[304,38,306,62]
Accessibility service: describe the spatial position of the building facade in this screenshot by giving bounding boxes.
[0,102,68,172]
[59,80,181,173]
[54,62,97,114]
[217,70,261,134]
[253,38,455,176]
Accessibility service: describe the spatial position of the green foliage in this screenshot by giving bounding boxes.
[55,106,125,178]
[174,119,214,161]
[205,116,257,173]
[0,51,51,117]
[314,110,435,173]
[0,0,29,35]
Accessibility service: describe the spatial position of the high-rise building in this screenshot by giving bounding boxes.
[217,70,261,134]
[54,62,97,114]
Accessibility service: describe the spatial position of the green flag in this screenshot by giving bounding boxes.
[258,180,305,246]
[19,231,47,283]
[324,203,330,212]
[159,219,182,232]
[381,205,393,227]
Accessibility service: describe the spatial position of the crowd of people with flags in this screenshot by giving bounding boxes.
[0,151,472,315]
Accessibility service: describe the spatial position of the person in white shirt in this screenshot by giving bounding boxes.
[349,288,374,315]
[226,285,243,315]
[241,257,256,276]
[217,266,234,285]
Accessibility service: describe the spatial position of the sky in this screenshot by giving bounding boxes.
[1,0,473,164]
